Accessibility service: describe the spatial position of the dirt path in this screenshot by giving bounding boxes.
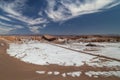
[0,40,120,80]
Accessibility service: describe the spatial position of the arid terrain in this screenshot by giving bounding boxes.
[0,35,120,80]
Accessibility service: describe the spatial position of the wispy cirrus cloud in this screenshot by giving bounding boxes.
[0,0,48,33]
[0,15,12,21]
[0,0,27,16]
[29,26,41,33]
[0,25,13,34]
[0,20,24,34]
[0,0,120,34]
[7,14,48,26]
[45,0,120,22]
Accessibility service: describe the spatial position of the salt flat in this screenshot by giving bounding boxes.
[7,40,95,66]
[6,40,120,79]
[59,42,120,60]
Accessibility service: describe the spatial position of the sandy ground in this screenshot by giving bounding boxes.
[0,40,120,80]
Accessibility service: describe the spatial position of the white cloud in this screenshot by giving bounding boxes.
[0,0,48,25]
[27,18,48,26]
[29,26,40,33]
[7,14,47,33]
[43,24,47,28]
[0,21,23,29]
[0,0,120,34]
[7,14,48,26]
[0,25,14,34]
[0,0,48,33]
[0,27,13,32]
[0,21,24,34]
[0,16,11,21]
[45,0,120,22]
[0,0,27,16]
[14,25,24,29]
[0,21,11,27]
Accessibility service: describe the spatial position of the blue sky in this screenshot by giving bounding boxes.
[0,0,120,35]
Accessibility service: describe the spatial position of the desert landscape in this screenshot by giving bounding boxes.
[0,0,120,80]
[0,35,120,80]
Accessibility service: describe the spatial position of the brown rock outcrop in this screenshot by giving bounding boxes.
[42,35,57,41]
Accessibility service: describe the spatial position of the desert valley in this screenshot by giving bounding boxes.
[0,35,120,80]
[0,0,120,80]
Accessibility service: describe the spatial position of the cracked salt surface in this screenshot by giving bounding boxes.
[36,71,45,74]
[86,57,120,68]
[7,41,95,66]
[36,70,120,78]
[47,71,53,75]
[85,71,120,78]
[7,41,120,69]
[53,71,60,75]
[36,71,81,77]
[59,42,120,60]
[66,71,81,77]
